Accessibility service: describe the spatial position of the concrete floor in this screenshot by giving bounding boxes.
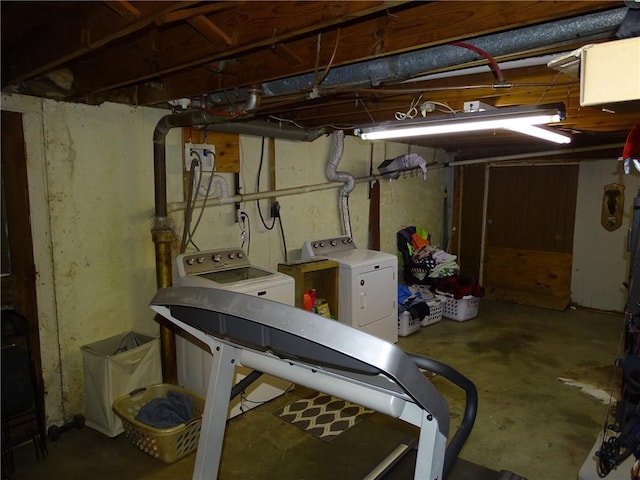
[8,299,623,479]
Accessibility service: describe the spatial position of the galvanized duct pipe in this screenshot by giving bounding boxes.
[326,130,355,238]
[209,8,626,103]
[200,118,326,142]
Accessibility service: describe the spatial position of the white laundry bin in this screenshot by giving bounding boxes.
[81,331,162,437]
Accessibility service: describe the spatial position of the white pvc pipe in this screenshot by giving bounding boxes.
[167,166,431,213]
[168,141,621,214]
[445,143,625,167]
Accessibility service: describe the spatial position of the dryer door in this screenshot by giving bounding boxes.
[357,266,396,327]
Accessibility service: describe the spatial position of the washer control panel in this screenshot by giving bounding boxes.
[301,236,357,259]
[179,248,249,275]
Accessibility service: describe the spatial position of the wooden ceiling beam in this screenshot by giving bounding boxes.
[155,2,239,26]
[70,1,411,98]
[1,1,195,87]
[272,43,304,66]
[104,1,141,20]
[111,1,618,107]
[188,15,234,46]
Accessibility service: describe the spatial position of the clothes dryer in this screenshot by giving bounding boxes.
[173,248,294,417]
[301,236,398,343]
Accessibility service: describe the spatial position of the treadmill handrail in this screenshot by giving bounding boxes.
[150,286,450,436]
[408,353,478,477]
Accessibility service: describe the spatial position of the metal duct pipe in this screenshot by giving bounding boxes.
[242,87,262,113]
[202,119,326,142]
[209,8,626,103]
[325,131,355,238]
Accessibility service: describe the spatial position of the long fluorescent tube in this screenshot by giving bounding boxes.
[506,125,572,144]
[354,103,569,143]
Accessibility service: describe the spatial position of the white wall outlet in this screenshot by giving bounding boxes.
[463,100,481,113]
[184,143,215,171]
[463,100,492,113]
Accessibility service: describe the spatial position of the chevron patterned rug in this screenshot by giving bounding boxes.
[274,391,374,442]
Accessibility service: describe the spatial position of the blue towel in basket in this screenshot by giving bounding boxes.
[135,390,194,429]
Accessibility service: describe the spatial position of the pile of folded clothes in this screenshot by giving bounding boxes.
[397,226,459,282]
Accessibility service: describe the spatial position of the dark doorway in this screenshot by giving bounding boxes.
[1,110,46,437]
[456,162,579,310]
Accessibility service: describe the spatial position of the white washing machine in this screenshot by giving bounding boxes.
[301,236,398,343]
[173,247,294,418]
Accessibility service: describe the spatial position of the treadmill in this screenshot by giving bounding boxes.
[150,286,525,480]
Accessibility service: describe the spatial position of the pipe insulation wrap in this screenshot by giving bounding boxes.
[209,8,626,101]
[326,131,354,238]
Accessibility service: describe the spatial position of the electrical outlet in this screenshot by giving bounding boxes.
[184,143,215,171]
[463,101,481,113]
[463,100,492,113]
[420,101,436,116]
[270,202,280,218]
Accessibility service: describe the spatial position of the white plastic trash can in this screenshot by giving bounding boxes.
[81,331,162,437]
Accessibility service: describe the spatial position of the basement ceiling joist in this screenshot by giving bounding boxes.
[2,1,639,161]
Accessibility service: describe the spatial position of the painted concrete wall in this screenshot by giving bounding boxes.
[180,136,449,266]
[572,159,640,311]
[2,92,634,428]
[2,94,182,425]
[1,93,446,426]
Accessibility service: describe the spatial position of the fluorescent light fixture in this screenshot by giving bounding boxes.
[354,103,570,143]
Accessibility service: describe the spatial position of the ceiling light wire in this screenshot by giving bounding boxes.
[267,115,306,129]
[424,100,457,115]
[395,94,423,120]
[535,70,563,105]
[356,97,376,123]
[313,33,322,86]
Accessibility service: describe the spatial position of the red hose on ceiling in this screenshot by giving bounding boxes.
[449,41,506,84]
[622,122,640,160]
